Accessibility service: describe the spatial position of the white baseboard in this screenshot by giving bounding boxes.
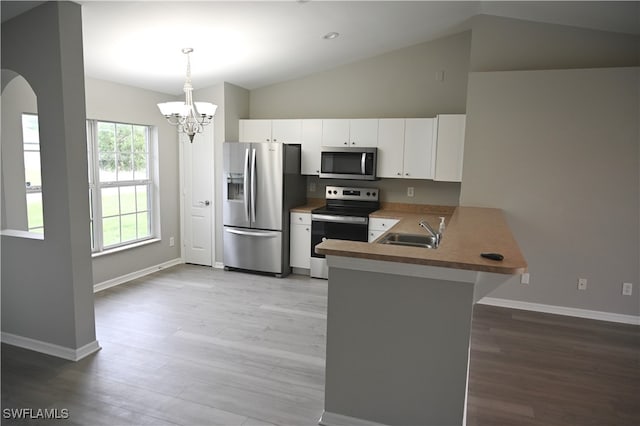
[291,267,311,276]
[93,258,184,293]
[319,411,387,426]
[478,297,640,325]
[1,332,101,361]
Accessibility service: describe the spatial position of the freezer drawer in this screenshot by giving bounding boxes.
[223,227,283,274]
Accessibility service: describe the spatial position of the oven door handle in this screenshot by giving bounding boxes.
[312,214,368,225]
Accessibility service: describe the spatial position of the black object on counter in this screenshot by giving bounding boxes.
[481,252,504,261]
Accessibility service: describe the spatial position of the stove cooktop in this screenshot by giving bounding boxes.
[311,204,379,218]
[312,185,380,217]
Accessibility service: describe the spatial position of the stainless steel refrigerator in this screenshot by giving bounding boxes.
[222,142,305,277]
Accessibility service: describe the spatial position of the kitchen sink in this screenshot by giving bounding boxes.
[377,233,437,249]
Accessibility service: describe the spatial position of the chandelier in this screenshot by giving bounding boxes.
[157,48,217,142]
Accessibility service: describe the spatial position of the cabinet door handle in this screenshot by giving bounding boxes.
[397,172,401,176]
[343,141,348,145]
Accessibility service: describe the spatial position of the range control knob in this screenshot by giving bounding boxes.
[372,192,376,197]
[366,192,371,196]
[333,190,338,194]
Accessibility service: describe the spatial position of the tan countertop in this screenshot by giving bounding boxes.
[316,206,527,274]
[290,198,324,213]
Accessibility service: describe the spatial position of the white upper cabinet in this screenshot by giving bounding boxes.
[321,119,350,147]
[433,114,466,182]
[377,118,434,179]
[239,119,272,142]
[239,115,462,181]
[272,119,302,143]
[349,119,378,147]
[322,119,378,147]
[377,119,405,178]
[404,118,434,180]
[239,119,302,143]
[300,119,323,175]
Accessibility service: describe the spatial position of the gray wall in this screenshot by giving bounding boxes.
[85,78,183,284]
[469,14,640,72]
[461,68,639,316]
[248,31,471,206]
[1,2,97,349]
[460,15,639,316]
[250,31,471,119]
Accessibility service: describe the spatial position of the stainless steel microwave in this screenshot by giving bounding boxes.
[319,147,378,180]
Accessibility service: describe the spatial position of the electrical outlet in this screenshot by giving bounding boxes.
[577,278,587,290]
[169,237,175,247]
[521,273,530,285]
[622,282,633,296]
[309,182,316,192]
[407,187,414,197]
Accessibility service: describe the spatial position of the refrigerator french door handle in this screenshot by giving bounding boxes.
[361,152,367,175]
[250,148,257,222]
[225,228,279,238]
[243,148,250,221]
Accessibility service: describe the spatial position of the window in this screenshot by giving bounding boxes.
[87,120,154,252]
[22,113,44,233]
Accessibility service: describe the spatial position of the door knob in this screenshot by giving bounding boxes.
[199,200,211,206]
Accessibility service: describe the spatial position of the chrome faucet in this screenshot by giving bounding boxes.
[419,219,441,248]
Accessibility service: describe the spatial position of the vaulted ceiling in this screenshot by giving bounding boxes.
[3,1,639,94]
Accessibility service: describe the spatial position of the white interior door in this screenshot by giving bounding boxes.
[181,125,214,266]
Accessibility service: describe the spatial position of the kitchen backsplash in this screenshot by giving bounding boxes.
[305,176,461,205]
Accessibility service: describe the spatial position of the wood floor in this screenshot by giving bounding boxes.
[2,264,639,425]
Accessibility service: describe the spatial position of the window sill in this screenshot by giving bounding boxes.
[92,238,161,258]
[0,229,45,240]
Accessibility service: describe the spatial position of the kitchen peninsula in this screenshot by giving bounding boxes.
[316,206,527,426]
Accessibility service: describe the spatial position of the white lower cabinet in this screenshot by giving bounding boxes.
[290,212,311,269]
[368,217,399,242]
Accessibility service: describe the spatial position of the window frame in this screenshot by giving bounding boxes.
[21,113,44,234]
[87,119,155,253]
